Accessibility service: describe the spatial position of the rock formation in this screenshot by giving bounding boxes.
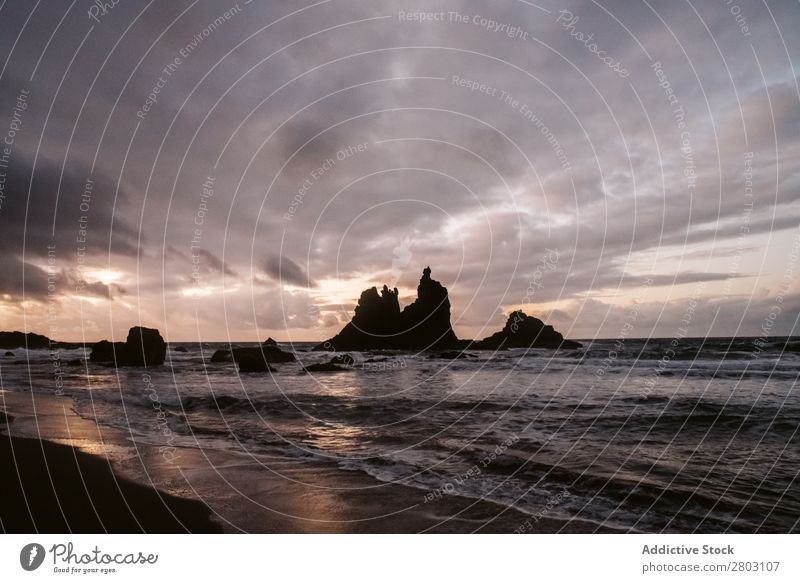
[209,343,296,369]
[210,349,232,363]
[0,331,82,350]
[90,327,167,366]
[315,267,459,351]
[0,331,52,349]
[473,311,581,350]
[233,345,296,373]
[237,355,276,373]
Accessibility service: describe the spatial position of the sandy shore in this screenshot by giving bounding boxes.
[1,390,616,533]
[0,391,220,533]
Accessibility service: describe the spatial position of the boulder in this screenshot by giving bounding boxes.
[232,345,296,364]
[124,327,167,366]
[89,340,126,363]
[173,346,188,352]
[315,267,459,351]
[4,351,14,357]
[231,345,296,373]
[0,410,14,424]
[89,327,167,366]
[237,354,277,373]
[473,311,581,350]
[210,349,232,363]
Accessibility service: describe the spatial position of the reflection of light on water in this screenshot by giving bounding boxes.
[305,421,368,453]
[50,437,129,460]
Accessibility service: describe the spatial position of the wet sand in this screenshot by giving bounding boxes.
[1,390,616,533]
[0,433,221,533]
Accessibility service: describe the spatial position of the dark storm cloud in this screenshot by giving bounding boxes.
[0,0,797,339]
[165,246,237,279]
[0,154,141,258]
[0,256,121,301]
[263,254,316,288]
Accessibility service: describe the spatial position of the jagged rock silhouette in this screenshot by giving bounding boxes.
[316,268,579,352]
[474,311,581,350]
[315,267,458,350]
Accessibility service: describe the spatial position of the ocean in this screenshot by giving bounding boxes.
[2,337,798,533]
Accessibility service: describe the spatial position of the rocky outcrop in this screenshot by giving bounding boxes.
[235,345,296,363]
[210,349,232,362]
[90,340,124,363]
[234,344,296,373]
[315,267,459,351]
[473,311,581,350]
[238,355,277,373]
[0,331,83,350]
[263,337,278,346]
[90,327,167,366]
[208,344,296,370]
[0,331,52,349]
[228,342,297,372]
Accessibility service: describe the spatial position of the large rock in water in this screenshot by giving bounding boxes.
[232,344,296,373]
[315,267,459,351]
[90,327,167,366]
[210,349,232,362]
[207,344,296,370]
[90,340,126,363]
[473,311,581,350]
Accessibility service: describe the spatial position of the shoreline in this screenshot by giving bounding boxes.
[1,391,220,533]
[0,390,616,533]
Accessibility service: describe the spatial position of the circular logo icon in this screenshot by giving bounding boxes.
[20,543,46,571]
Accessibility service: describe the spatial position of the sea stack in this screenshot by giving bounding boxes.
[90,326,167,366]
[473,311,581,350]
[315,267,459,351]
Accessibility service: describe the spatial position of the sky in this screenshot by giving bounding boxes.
[0,0,798,343]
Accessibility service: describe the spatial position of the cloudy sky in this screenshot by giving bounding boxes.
[0,0,798,342]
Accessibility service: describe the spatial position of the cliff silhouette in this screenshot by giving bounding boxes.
[315,267,579,351]
[315,267,458,350]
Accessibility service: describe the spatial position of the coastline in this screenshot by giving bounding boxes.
[0,391,220,533]
[0,390,616,533]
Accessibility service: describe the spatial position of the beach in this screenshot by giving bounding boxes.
[1,390,609,533]
[1,335,797,534]
[0,392,220,533]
